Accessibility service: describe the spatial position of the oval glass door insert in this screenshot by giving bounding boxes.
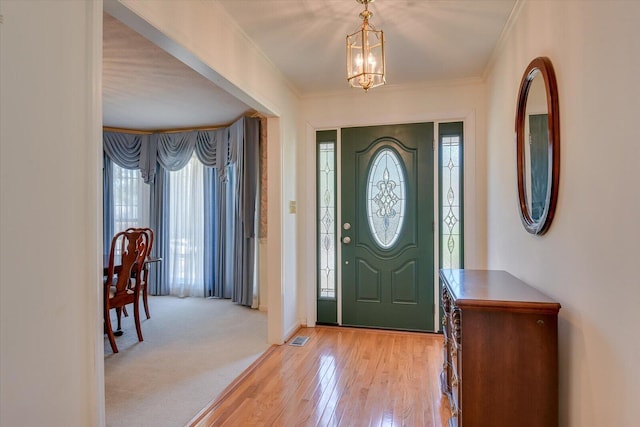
[366,148,406,249]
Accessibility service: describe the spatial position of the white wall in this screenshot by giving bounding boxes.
[107,0,301,345]
[0,1,104,425]
[485,1,640,425]
[1,1,302,425]
[299,81,487,326]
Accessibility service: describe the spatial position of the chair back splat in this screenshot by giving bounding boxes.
[103,229,149,353]
[125,227,154,319]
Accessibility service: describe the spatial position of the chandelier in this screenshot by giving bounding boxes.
[346,0,386,91]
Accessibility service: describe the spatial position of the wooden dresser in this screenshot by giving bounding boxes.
[439,269,561,427]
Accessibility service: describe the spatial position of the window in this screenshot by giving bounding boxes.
[317,141,336,299]
[366,148,406,249]
[439,122,463,269]
[317,130,338,324]
[112,163,149,255]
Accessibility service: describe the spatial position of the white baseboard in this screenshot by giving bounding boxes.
[284,322,303,343]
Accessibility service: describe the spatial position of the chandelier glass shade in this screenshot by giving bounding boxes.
[346,0,385,91]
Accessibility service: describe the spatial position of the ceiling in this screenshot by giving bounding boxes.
[103,0,517,130]
[103,13,251,131]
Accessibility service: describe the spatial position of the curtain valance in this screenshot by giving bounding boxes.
[103,132,155,183]
[103,131,143,169]
[195,128,228,168]
[104,120,242,183]
[156,132,197,171]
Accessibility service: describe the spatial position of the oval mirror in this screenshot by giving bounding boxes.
[515,57,560,235]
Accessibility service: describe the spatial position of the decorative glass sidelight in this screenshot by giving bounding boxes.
[440,133,463,269]
[318,142,336,298]
[366,148,406,249]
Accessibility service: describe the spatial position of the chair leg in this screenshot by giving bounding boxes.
[116,307,123,331]
[142,285,150,319]
[122,306,129,317]
[133,301,144,342]
[104,308,118,353]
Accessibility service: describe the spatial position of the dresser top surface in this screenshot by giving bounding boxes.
[440,269,561,312]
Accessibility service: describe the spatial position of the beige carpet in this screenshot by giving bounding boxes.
[104,296,268,427]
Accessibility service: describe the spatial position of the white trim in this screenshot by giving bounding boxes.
[463,112,478,268]
[266,117,284,345]
[302,77,485,100]
[482,0,526,81]
[91,2,105,425]
[433,122,441,332]
[336,129,343,325]
[305,123,318,327]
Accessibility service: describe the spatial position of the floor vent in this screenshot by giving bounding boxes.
[289,336,310,347]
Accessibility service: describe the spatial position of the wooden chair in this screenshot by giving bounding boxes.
[104,229,149,353]
[125,227,154,319]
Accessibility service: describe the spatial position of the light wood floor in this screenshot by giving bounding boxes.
[190,326,451,426]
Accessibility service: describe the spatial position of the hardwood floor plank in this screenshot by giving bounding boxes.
[287,348,341,425]
[191,326,449,427]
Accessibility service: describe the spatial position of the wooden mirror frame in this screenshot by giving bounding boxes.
[515,57,560,235]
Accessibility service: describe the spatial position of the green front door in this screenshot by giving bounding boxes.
[341,123,434,331]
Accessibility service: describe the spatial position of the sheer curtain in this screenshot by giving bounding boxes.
[167,153,205,297]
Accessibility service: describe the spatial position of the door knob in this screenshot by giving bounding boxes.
[342,236,352,244]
